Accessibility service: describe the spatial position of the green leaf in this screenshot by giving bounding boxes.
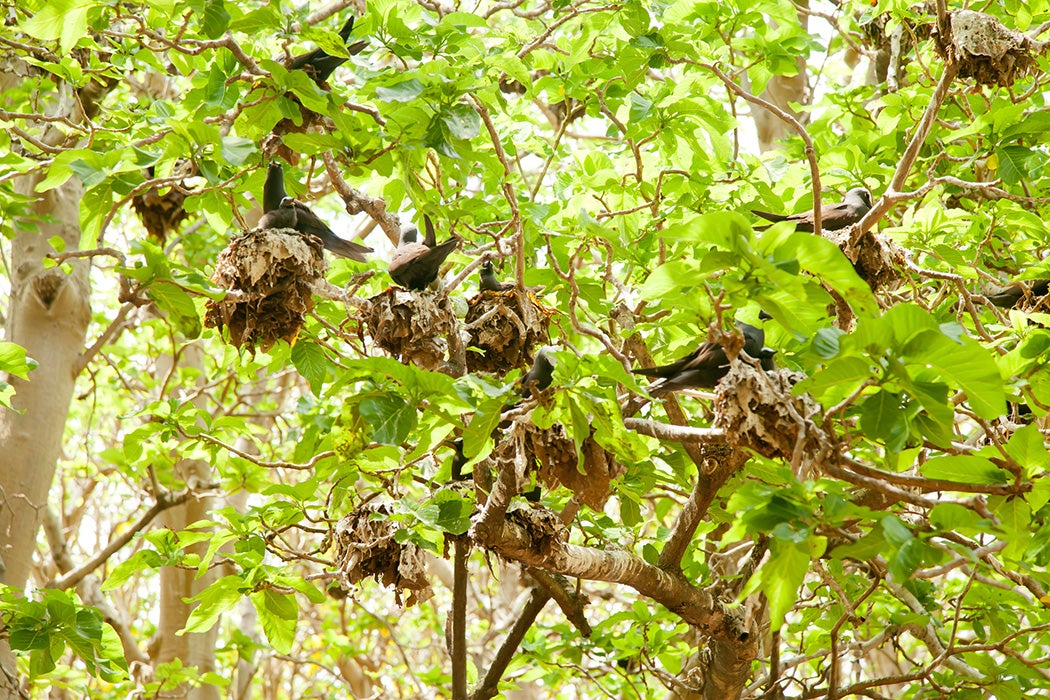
[201,0,231,39]
[19,0,93,54]
[291,342,330,395]
[860,390,904,443]
[0,342,36,380]
[995,145,1032,185]
[441,103,481,140]
[413,490,473,535]
[250,589,298,654]
[359,395,418,445]
[220,136,255,165]
[376,79,425,102]
[920,455,1009,484]
[148,281,202,338]
[182,576,245,634]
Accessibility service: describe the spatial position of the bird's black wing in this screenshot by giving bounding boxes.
[819,201,857,231]
[286,16,367,86]
[423,215,437,248]
[633,342,720,378]
[288,200,372,261]
[390,237,460,290]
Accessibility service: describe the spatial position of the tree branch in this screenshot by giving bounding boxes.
[470,587,550,700]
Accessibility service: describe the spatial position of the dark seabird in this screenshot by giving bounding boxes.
[634,322,775,396]
[752,187,873,232]
[388,217,459,290]
[261,164,372,262]
[520,346,556,397]
[480,260,514,292]
[286,16,368,87]
[986,279,1050,308]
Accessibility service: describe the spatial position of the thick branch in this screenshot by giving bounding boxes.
[659,446,749,570]
[322,151,402,244]
[855,64,959,236]
[526,567,590,636]
[473,514,723,631]
[623,417,724,443]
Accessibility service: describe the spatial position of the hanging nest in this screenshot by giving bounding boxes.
[204,228,324,350]
[130,160,197,243]
[364,288,456,370]
[934,10,1044,87]
[331,503,433,607]
[496,419,622,511]
[826,227,903,292]
[465,289,553,374]
[714,364,822,473]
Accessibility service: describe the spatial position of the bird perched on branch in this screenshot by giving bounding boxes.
[388,217,460,290]
[285,15,368,87]
[260,163,372,262]
[634,322,775,396]
[752,187,873,232]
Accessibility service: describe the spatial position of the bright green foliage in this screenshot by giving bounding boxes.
[3,0,1050,696]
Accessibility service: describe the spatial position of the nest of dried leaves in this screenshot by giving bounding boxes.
[495,419,623,511]
[204,228,324,350]
[936,10,1042,87]
[465,289,553,375]
[714,364,821,470]
[825,228,902,292]
[364,288,456,370]
[332,504,433,607]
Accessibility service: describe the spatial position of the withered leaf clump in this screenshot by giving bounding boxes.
[204,228,325,350]
[714,364,820,470]
[365,288,456,370]
[505,503,567,557]
[465,289,553,374]
[131,160,198,242]
[332,504,433,607]
[825,228,902,292]
[500,421,622,511]
[131,186,190,243]
[936,10,1042,87]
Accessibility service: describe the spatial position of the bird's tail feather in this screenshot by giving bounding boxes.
[325,237,373,262]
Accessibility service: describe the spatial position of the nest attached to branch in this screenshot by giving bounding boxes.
[364,288,456,370]
[465,289,553,375]
[204,228,324,350]
[935,10,1043,87]
[826,227,903,292]
[332,504,433,607]
[496,419,623,511]
[505,505,568,557]
[714,364,822,474]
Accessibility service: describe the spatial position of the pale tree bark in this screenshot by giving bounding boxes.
[0,171,92,690]
[752,1,810,152]
[152,345,221,700]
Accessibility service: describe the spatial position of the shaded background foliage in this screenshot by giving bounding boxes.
[2,0,1050,697]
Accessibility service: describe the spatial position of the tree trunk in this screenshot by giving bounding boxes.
[0,173,92,688]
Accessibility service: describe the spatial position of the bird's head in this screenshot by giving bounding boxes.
[399,226,419,245]
[847,187,874,209]
[279,196,297,209]
[481,260,495,274]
